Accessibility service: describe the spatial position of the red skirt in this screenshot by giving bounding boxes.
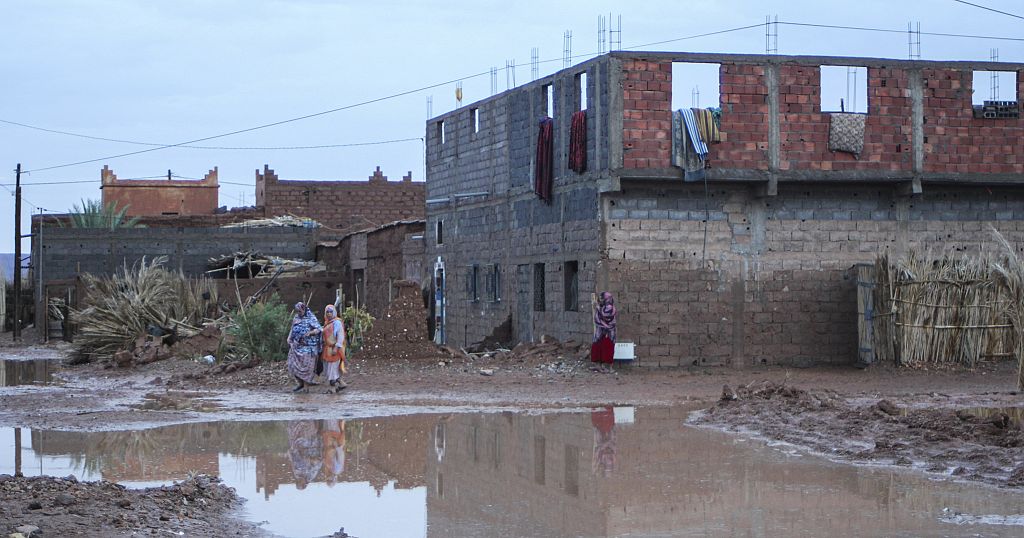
[591,336,614,364]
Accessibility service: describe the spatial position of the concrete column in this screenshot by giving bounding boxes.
[909,69,924,194]
[608,57,624,171]
[766,64,780,196]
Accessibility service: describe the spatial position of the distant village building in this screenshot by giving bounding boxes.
[100,165,219,217]
[256,165,425,240]
[424,51,1024,366]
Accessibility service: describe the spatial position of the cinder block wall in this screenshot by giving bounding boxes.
[39,227,317,281]
[425,56,613,348]
[604,184,1024,367]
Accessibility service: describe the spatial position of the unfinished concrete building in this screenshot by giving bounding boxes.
[424,51,1024,367]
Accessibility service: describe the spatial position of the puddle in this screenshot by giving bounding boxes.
[2,407,1023,537]
[0,359,56,387]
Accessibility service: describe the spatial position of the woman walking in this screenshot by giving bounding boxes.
[287,302,322,392]
[591,291,617,370]
[321,304,347,393]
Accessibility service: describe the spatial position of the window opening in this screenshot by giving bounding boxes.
[435,220,443,245]
[437,120,445,144]
[488,264,501,302]
[671,62,721,110]
[467,264,479,302]
[563,261,579,311]
[820,66,867,113]
[533,263,545,311]
[576,72,588,111]
[971,70,1019,118]
[471,108,480,133]
[543,83,554,118]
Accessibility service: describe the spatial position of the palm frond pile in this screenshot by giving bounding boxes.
[72,256,218,358]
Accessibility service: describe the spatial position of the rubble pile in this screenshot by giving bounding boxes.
[0,474,252,536]
[358,281,447,362]
[111,324,224,369]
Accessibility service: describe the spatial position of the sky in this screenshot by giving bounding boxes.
[2,0,1023,253]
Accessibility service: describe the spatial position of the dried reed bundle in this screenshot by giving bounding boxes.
[990,229,1024,389]
[71,256,218,358]
[872,248,1013,369]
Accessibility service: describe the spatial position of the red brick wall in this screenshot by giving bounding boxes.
[255,165,425,239]
[922,68,1024,174]
[620,58,1024,176]
[715,63,769,169]
[100,166,219,217]
[621,59,672,169]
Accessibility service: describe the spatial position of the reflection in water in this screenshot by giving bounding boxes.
[1,408,1023,537]
[0,359,55,386]
[591,406,616,477]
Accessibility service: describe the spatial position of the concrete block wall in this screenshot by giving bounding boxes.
[255,165,424,239]
[39,227,317,282]
[425,56,613,347]
[603,184,1024,367]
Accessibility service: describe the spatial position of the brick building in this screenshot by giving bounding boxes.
[317,220,425,317]
[425,51,1024,366]
[100,165,219,217]
[256,165,425,240]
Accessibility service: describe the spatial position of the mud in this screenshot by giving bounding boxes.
[2,331,1024,536]
[0,474,264,537]
[692,380,1024,488]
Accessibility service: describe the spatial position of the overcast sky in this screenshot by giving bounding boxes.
[2,0,1022,253]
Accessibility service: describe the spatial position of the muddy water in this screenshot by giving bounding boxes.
[0,358,55,386]
[2,407,1022,538]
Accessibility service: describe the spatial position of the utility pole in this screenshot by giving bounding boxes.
[13,163,21,341]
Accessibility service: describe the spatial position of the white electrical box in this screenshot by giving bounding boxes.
[613,342,635,361]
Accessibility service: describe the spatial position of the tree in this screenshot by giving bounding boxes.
[62,199,141,229]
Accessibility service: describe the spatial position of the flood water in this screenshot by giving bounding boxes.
[2,407,1023,537]
[0,359,55,387]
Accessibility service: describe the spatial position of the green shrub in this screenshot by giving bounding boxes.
[342,305,374,353]
[229,294,291,361]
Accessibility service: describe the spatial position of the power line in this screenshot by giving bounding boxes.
[0,119,423,150]
[14,19,1023,177]
[952,0,1024,21]
[778,20,1024,42]
[22,72,492,173]
[16,23,765,175]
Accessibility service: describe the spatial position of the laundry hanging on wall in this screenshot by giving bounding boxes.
[534,117,554,202]
[569,110,587,173]
[828,113,866,157]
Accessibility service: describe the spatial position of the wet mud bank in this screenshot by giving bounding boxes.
[692,381,1024,488]
[0,474,265,537]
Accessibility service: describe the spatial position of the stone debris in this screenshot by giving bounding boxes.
[0,474,255,536]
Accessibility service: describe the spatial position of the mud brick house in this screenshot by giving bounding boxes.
[100,165,219,217]
[425,51,1024,367]
[317,220,426,317]
[256,165,425,240]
